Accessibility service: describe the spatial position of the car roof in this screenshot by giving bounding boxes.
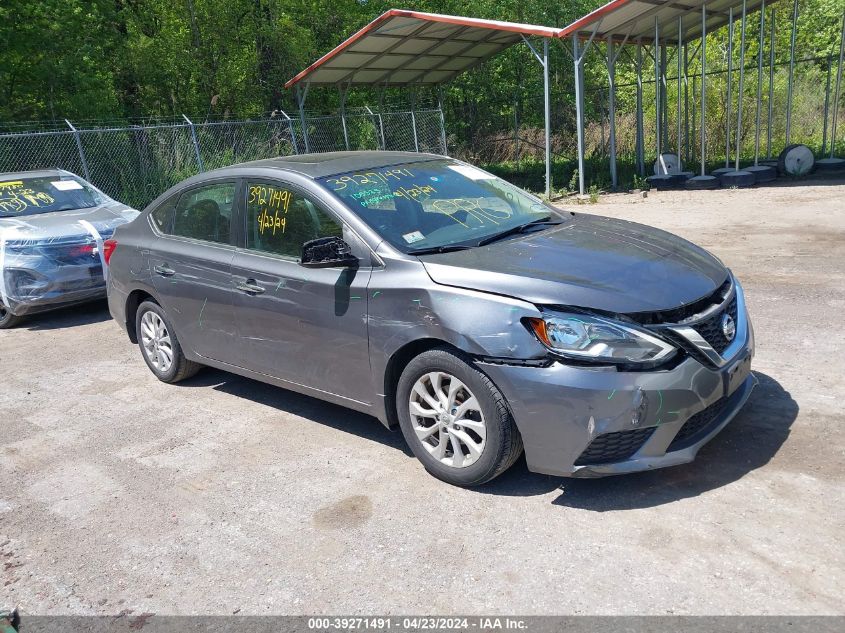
[203,151,446,180]
[0,168,74,181]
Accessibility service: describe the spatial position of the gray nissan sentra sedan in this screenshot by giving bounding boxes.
[106,151,755,486]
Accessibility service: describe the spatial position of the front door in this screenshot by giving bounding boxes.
[231,179,373,403]
[148,180,240,363]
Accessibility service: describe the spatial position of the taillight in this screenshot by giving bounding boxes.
[102,239,118,265]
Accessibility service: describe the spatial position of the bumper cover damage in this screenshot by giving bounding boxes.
[481,289,756,478]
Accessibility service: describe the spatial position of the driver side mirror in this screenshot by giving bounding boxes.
[300,236,358,268]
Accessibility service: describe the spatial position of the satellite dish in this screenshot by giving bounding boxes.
[778,144,815,177]
[653,153,682,175]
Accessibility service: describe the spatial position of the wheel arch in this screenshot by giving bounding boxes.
[382,338,464,428]
[125,288,159,343]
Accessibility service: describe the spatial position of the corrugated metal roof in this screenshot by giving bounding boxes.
[284,9,561,88]
[560,0,779,44]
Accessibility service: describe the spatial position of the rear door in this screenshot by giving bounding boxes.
[230,178,374,403]
[148,179,241,363]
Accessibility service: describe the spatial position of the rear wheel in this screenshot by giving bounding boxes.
[396,348,522,486]
[135,300,201,383]
[0,305,23,329]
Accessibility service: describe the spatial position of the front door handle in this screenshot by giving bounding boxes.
[236,280,265,295]
[154,264,175,277]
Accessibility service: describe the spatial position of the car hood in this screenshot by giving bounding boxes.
[0,202,139,243]
[419,213,728,314]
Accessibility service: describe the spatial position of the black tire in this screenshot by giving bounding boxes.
[685,175,720,190]
[744,165,778,183]
[778,144,815,176]
[719,170,756,188]
[135,300,201,383]
[816,157,845,173]
[396,347,523,487]
[0,305,23,329]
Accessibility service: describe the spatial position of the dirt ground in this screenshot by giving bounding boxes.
[1,179,843,615]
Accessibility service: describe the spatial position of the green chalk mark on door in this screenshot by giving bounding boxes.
[607,390,616,400]
[198,297,208,329]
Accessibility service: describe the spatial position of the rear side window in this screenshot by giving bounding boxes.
[172,182,236,244]
[149,194,177,233]
[245,181,342,259]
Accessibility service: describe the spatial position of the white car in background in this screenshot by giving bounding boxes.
[0,169,138,328]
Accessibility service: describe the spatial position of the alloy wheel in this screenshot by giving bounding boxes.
[408,371,487,468]
[140,310,173,373]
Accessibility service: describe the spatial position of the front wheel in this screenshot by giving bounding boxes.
[135,300,201,383]
[0,305,23,329]
[396,348,523,486]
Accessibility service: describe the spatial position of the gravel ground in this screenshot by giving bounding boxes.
[1,180,843,615]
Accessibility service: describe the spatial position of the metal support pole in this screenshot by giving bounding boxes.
[823,55,832,155]
[636,41,645,176]
[607,40,618,188]
[543,39,551,196]
[574,35,586,194]
[767,9,775,158]
[181,114,204,172]
[438,85,448,155]
[377,86,387,151]
[655,18,661,169]
[409,89,419,152]
[364,106,384,151]
[735,0,748,171]
[831,11,845,158]
[700,3,708,176]
[754,1,766,165]
[661,45,668,150]
[677,18,682,170]
[278,109,299,154]
[65,119,91,182]
[726,7,734,167]
[786,0,798,144]
[339,85,350,151]
[296,83,311,153]
[684,44,690,165]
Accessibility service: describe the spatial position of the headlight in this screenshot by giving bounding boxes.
[526,312,676,364]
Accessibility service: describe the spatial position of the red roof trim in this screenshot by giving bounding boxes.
[284,9,561,89]
[558,0,636,38]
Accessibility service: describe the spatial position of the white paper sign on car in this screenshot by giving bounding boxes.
[402,230,425,244]
[448,165,495,180]
[50,180,84,191]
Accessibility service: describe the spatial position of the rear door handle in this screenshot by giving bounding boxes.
[154,264,175,277]
[236,280,265,295]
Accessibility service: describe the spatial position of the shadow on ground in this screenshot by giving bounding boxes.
[17,300,112,331]
[178,368,411,456]
[176,366,796,507]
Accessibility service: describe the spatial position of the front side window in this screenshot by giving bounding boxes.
[0,176,104,217]
[317,160,560,253]
[245,181,342,258]
[172,182,235,244]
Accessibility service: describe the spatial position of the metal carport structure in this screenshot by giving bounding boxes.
[284,9,563,196]
[559,0,845,193]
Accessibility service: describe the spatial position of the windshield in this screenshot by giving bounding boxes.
[0,176,103,218]
[317,159,560,253]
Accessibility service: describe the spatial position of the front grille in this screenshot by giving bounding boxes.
[574,427,655,465]
[689,295,738,354]
[667,396,730,451]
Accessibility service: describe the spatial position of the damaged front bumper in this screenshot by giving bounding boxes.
[481,314,756,478]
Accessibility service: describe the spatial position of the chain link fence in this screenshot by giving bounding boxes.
[0,108,446,210]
